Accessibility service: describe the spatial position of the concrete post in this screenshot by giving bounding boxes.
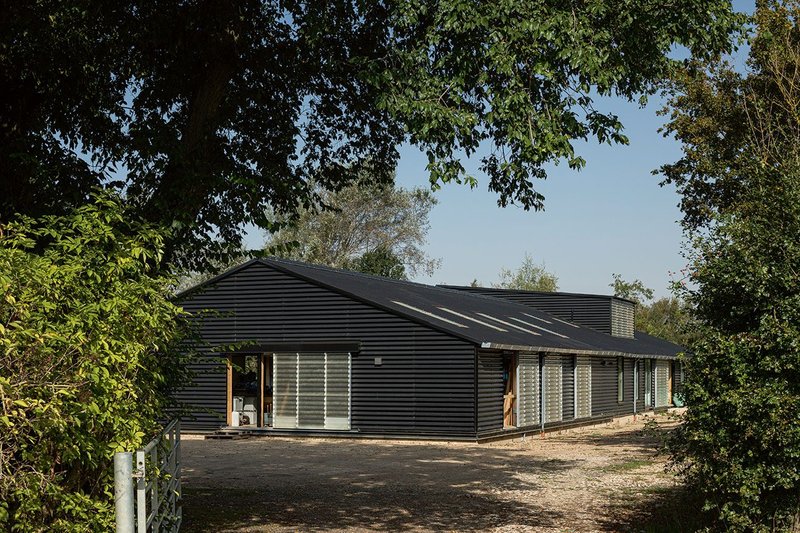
[114,452,135,533]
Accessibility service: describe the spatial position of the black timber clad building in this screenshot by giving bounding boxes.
[177,258,684,439]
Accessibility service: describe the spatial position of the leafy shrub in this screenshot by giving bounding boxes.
[668,171,800,531]
[0,194,192,531]
[660,4,800,529]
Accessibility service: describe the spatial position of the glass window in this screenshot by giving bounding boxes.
[273,352,351,430]
[617,357,624,403]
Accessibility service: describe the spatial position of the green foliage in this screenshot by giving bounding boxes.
[662,2,800,529]
[0,194,192,531]
[610,273,655,303]
[636,297,696,347]
[610,274,694,346]
[267,182,439,276]
[495,253,558,292]
[1,0,744,271]
[670,172,800,530]
[346,247,408,280]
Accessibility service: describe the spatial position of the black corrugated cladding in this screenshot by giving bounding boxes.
[590,357,637,418]
[476,350,504,434]
[636,360,646,413]
[562,356,575,420]
[178,262,477,437]
[439,287,623,335]
[674,360,685,398]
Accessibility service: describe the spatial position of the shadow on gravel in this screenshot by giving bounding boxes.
[180,439,573,532]
[561,421,667,454]
[598,483,711,532]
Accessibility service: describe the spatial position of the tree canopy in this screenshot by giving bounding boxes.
[1,0,743,271]
[609,273,654,303]
[348,247,408,280]
[662,2,800,528]
[495,253,558,292]
[266,182,438,276]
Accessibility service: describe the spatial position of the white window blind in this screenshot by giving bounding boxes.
[517,353,540,427]
[575,356,592,419]
[273,352,351,430]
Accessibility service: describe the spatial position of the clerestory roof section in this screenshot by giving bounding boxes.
[255,258,684,359]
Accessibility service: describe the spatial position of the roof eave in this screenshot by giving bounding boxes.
[479,342,681,360]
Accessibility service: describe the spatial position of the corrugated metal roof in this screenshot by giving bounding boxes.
[180,258,684,358]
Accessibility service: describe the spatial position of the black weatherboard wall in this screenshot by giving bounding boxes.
[178,262,477,437]
[476,350,504,434]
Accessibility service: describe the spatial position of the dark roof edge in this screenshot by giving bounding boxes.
[439,285,638,305]
[480,342,682,360]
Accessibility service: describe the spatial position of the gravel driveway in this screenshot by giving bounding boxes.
[180,413,692,532]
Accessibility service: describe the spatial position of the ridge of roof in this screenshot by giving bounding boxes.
[439,284,637,305]
[262,257,581,308]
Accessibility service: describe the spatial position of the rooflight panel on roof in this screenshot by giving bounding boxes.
[391,301,469,328]
[474,312,541,336]
[507,316,569,339]
[523,312,580,328]
[437,307,507,332]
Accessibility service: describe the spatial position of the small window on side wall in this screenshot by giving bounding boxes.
[617,357,624,403]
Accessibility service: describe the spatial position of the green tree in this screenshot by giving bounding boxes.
[495,253,558,292]
[0,194,192,531]
[347,247,407,280]
[661,2,800,529]
[1,0,744,271]
[609,273,655,303]
[636,297,695,346]
[267,182,439,276]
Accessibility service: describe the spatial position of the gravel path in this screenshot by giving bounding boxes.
[180,413,686,532]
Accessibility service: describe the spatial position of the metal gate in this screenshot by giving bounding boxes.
[114,419,182,532]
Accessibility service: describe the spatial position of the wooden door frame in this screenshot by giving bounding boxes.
[226,356,232,426]
[667,361,674,406]
[258,355,264,428]
[226,353,267,428]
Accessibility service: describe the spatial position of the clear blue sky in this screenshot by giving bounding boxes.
[393,95,686,298]
[248,0,754,299]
